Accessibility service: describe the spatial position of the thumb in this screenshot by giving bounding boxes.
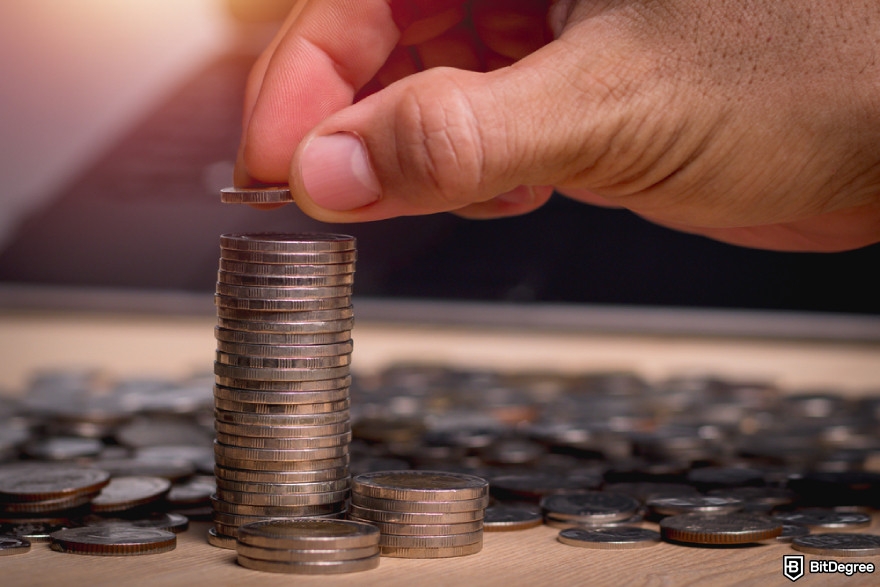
[289,29,669,223]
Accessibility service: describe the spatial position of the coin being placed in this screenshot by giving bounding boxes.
[220,186,294,204]
[237,519,379,550]
[220,232,355,253]
[351,470,489,502]
[647,495,744,517]
[0,535,30,556]
[660,513,782,545]
[236,553,379,574]
[557,527,661,549]
[791,533,880,557]
[50,526,176,556]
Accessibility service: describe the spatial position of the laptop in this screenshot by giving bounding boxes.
[1,0,878,341]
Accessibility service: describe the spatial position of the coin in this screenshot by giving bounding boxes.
[215,488,350,507]
[237,519,379,550]
[213,442,349,462]
[215,340,353,358]
[213,363,352,382]
[646,495,744,517]
[659,513,782,545]
[90,476,171,513]
[215,478,350,496]
[49,526,177,555]
[88,512,189,534]
[378,531,483,549]
[236,542,379,562]
[771,523,811,543]
[378,541,482,559]
[351,471,489,502]
[213,385,350,404]
[0,521,72,543]
[214,465,350,485]
[772,509,872,530]
[215,306,354,322]
[215,420,351,439]
[540,492,642,524]
[215,318,354,334]
[791,533,880,556]
[214,353,351,370]
[213,373,351,391]
[483,505,544,532]
[353,519,484,537]
[206,527,236,550]
[557,527,662,549]
[210,498,346,518]
[214,294,352,311]
[347,504,484,525]
[215,431,352,450]
[0,535,31,556]
[214,328,353,346]
[0,466,110,502]
[213,454,350,473]
[350,493,490,513]
[236,553,380,574]
[213,408,350,426]
[213,397,350,415]
[215,283,353,300]
[218,259,355,277]
[217,272,355,287]
[220,249,357,265]
[220,233,355,253]
[220,186,295,204]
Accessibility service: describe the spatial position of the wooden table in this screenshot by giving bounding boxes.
[2,309,879,586]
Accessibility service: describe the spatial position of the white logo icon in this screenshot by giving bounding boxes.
[783,555,805,582]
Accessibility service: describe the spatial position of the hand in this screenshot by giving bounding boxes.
[235,0,880,252]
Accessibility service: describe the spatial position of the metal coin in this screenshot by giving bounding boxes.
[211,500,346,518]
[206,527,236,550]
[215,283,352,300]
[791,533,880,557]
[659,513,782,545]
[166,476,217,507]
[0,535,31,556]
[219,186,294,204]
[483,505,544,532]
[213,385,350,405]
[540,492,642,523]
[217,271,354,287]
[213,397,349,415]
[0,466,110,502]
[236,542,378,563]
[214,465,350,485]
[87,512,189,534]
[220,249,356,265]
[215,306,354,322]
[214,328,352,346]
[1,492,96,514]
[213,372,351,391]
[771,524,811,543]
[218,259,355,277]
[350,493,489,514]
[213,408,350,426]
[212,455,350,473]
[220,233,355,253]
[215,318,354,334]
[215,478,350,495]
[213,363,351,382]
[214,352,351,370]
[378,531,483,549]
[214,294,352,311]
[772,509,872,530]
[351,471,489,502]
[237,519,378,550]
[49,526,176,556]
[0,521,72,543]
[214,488,349,507]
[214,421,351,439]
[90,476,172,513]
[347,504,484,525]
[378,541,482,559]
[215,431,352,450]
[215,340,353,358]
[214,442,348,462]
[543,511,646,530]
[557,527,661,549]
[236,553,379,574]
[647,495,744,517]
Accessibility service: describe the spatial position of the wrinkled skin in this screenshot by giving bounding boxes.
[235,0,880,252]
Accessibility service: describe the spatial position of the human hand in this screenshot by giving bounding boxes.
[235,0,880,251]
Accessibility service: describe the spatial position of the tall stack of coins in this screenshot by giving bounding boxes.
[348,471,489,558]
[211,233,357,546]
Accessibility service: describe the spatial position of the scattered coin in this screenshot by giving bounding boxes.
[483,505,543,532]
[49,526,176,556]
[647,495,744,517]
[771,524,811,544]
[540,492,642,524]
[772,509,872,530]
[90,476,171,513]
[791,533,880,557]
[660,513,783,545]
[557,527,662,549]
[0,535,31,556]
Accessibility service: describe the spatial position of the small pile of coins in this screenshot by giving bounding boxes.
[348,471,489,558]
[235,518,380,574]
[211,233,357,546]
[0,466,111,515]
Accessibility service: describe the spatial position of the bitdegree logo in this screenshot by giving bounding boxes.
[809,560,875,576]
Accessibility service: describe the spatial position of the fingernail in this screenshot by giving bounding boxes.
[300,133,380,211]
[495,185,536,205]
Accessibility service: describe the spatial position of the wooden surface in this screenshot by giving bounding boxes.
[1,309,879,586]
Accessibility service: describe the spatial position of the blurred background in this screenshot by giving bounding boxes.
[0,0,878,331]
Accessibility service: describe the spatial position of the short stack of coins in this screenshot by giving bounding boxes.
[348,471,489,558]
[210,233,357,545]
[235,518,380,574]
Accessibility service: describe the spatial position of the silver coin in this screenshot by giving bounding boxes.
[483,505,543,532]
[772,509,872,530]
[220,233,355,253]
[347,504,484,525]
[49,526,177,555]
[213,363,351,382]
[235,542,378,563]
[87,512,190,534]
[543,511,646,530]
[220,248,357,265]
[217,271,354,287]
[214,442,348,462]
[352,471,489,502]
[214,421,351,439]
[215,395,349,413]
[350,518,483,537]
[206,527,236,550]
[791,533,880,556]
[0,535,31,556]
[771,524,811,543]
[540,492,642,523]
[214,408,350,426]
[215,431,352,450]
[0,521,71,543]
[213,373,351,391]
[236,519,378,551]
[215,283,352,300]
[0,466,111,502]
[213,385,350,405]
[215,306,354,322]
[90,476,172,513]
[350,493,489,514]
[214,327,352,346]
[659,513,782,545]
[218,259,355,277]
[235,553,379,574]
[378,541,482,559]
[214,294,352,311]
[378,531,483,549]
[215,340,353,358]
[557,527,661,549]
[647,495,744,517]
[211,498,346,518]
[219,186,295,204]
[213,454,350,473]
[215,318,354,334]
[214,352,351,370]
[215,488,349,507]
